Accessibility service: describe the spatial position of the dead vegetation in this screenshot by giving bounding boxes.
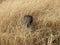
[0,0,60,45]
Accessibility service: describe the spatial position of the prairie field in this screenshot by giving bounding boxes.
[0,0,60,45]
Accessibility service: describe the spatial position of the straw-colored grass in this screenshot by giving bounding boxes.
[0,0,60,45]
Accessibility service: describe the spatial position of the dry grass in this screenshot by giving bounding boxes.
[0,0,60,45]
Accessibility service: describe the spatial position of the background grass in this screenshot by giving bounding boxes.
[0,0,60,45]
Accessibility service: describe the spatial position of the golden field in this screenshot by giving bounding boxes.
[0,0,60,45]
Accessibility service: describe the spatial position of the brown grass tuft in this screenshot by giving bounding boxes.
[0,0,60,45]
